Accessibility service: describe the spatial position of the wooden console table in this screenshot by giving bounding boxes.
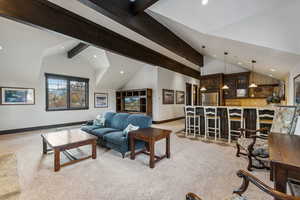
[42,129,97,172]
[269,133,300,200]
[130,128,172,168]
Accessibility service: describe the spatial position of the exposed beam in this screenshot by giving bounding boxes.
[130,0,159,15]
[68,42,89,58]
[0,0,200,79]
[79,0,204,67]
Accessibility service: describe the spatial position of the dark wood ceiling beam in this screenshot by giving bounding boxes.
[130,0,159,15]
[0,0,200,79]
[79,0,204,67]
[68,42,89,58]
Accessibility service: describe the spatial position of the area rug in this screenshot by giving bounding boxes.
[0,153,20,200]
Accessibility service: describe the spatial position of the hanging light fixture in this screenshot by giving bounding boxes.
[199,66,207,92]
[222,52,229,90]
[249,60,258,88]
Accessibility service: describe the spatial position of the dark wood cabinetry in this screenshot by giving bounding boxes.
[116,89,152,116]
[223,72,250,99]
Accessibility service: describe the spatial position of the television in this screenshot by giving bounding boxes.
[124,97,140,112]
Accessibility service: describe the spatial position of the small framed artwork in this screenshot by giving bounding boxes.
[162,89,174,104]
[94,93,108,108]
[294,74,300,106]
[176,91,185,104]
[0,87,35,105]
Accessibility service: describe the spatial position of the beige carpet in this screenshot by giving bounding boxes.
[0,121,273,200]
[0,153,20,200]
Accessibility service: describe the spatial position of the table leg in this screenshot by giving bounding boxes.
[54,149,60,172]
[274,164,287,200]
[42,138,47,154]
[130,134,136,160]
[149,141,155,169]
[166,135,170,159]
[92,140,97,159]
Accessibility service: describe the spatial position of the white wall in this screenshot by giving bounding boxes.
[203,56,248,75]
[122,65,199,121]
[0,54,115,131]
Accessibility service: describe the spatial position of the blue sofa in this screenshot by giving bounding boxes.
[81,112,152,158]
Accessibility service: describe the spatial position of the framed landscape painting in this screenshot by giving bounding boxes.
[162,89,174,104]
[94,93,108,108]
[0,87,35,105]
[176,91,185,104]
[294,74,300,105]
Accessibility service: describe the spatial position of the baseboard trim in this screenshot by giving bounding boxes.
[152,117,185,124]
[0,121,87,135]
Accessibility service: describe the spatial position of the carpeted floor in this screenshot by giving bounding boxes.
[0,120,273,200]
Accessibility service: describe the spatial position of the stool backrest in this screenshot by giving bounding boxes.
[204,107,217,117]
[228,108,243,119]
[185,106,195,115]
[256,108,275,136]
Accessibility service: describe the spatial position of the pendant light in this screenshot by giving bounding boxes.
[249,60,258,88]
[200,66,207,92]
[222,52,229,90]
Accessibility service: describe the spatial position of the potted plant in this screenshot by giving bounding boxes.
[266,94,281,105]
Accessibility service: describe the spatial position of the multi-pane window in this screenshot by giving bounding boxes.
[45,74,89,111]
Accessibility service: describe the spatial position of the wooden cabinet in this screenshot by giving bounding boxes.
[116,89,152,116]
[223,72,250,99]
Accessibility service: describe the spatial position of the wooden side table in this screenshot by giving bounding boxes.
[130,127,172,168]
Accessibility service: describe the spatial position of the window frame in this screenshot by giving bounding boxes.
[45,73,89,111]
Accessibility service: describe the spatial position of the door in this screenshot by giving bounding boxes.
[186,83,192,106]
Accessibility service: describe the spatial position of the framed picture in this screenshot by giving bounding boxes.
[0,87,35,105]
[162,89,174,104]
[94,93,108,108]
[176,91,185,104]
[294,74,300,105]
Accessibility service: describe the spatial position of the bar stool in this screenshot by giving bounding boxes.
[195,106,204,137]
[227,107,244,144]
[256,108,275,137]
[185,106,201,137]
[204,107,220,140]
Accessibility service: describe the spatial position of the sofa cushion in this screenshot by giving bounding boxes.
[127,114,152,129]
[104,112,116,128]
[103,131,127,145]
[81,125,102,134]
[110,113,130,130]
[91,128,119,137]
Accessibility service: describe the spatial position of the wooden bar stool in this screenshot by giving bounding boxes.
[204,106,220,140]
[256,108,275,137]
[227,107,244,143]
[185,106,201,137]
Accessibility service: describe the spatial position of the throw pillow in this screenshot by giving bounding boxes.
[93,114,105,127]
[123,124,139,136]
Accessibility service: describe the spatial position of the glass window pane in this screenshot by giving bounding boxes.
[70,80,87,108]
[47,78,68,110]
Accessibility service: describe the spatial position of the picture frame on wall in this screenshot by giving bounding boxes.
[0,87,35,105]
[94,93,108,108]
[162,89,174,104]
[294,74,300,106]
[176,91,185,104]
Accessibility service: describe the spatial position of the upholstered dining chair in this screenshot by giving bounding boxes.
[236,106,297,171]
[186,170,300,200]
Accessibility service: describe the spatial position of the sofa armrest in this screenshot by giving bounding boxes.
[85,120,94,126]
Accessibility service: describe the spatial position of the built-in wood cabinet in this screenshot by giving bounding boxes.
[116,89,152,116]
[223,72,250,99]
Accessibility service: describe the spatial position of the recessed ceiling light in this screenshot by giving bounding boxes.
[269,74,273,77]
[0,46,3,50]
[120,70,125,74]
[270,68,276,72]
[93,55,97,58]
[213,54,217,57]
[202,0,208,5]
[238,62,243,65]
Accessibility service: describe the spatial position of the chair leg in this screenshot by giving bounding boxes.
[236,143,241,157]
[247,154,253,171]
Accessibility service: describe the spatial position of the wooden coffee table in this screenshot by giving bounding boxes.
[130,127,172,168]
[41,129,97,172]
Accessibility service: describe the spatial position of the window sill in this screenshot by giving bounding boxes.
[46,107,89,112]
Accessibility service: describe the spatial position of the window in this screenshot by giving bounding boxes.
[45,74,89,111]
